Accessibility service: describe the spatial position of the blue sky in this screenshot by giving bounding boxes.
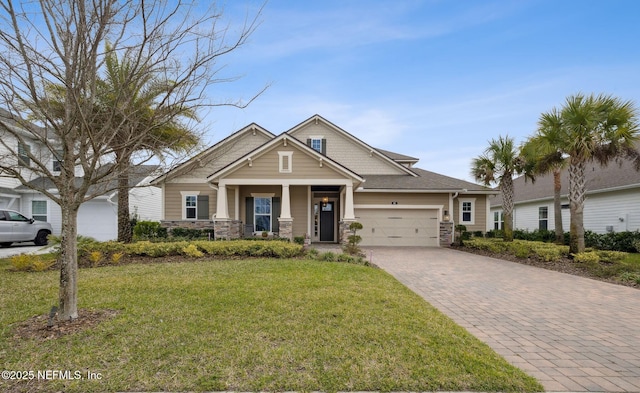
[201,0,640,183]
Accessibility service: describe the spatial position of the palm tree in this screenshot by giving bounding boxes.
[98,47,200,242]
[522,108,566,244]
[472,135,533,242]
[557,93,640,254]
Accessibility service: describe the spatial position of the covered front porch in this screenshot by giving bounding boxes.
[212,180,357,244]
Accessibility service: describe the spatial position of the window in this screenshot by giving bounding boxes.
[32,201,47,222]
[307,136,326,154]
[185,195,197,219]
[311,138,322,153]
[493,211,503,230]
[459,198,475,224]
[53,149,63,172]
[278,151,293,173]
[539,206,548,230]
[254,197,272,232]
[18,142,30,166]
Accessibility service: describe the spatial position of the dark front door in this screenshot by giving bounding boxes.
[320,202,334,242]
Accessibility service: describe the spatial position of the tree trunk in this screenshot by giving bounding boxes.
[58,204,79,320]
[553,169,564,244]
[568,159,586,254]
[117,153,132,243]
[501,175,514,242]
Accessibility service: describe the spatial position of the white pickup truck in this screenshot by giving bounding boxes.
[0,209,53,248]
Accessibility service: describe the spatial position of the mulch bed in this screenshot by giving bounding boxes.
[11,309,120,342]
[454,245,639,289]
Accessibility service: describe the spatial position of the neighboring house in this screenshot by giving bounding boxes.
[0,110,162,241]
[152,115,495,246]
[490,154,640,234]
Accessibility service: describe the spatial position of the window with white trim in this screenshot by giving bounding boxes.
[254,197,272,232]
[459,198,475,225]
[53,149,63,172]
[278,151,293,173]
[310,138,322,153]
[185,195,197,219]
[539,206,548,230]
[493,211,503,230]
[18,142,30,166]
[32,200,47,222]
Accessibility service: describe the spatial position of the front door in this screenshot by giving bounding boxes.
[320,202,334,241]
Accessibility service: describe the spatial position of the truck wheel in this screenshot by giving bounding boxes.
[34,230,50,246]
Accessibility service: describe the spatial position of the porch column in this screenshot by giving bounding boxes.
[343,183,355,220]
[278,184,293,241]
[216,183,229,220]
[280,184,291,219]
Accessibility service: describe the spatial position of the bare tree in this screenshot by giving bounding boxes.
[0,0,265,320]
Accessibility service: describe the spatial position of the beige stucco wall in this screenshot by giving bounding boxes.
[290,122,406,175]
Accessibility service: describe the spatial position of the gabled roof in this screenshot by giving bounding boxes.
[491,155,640,207]
[207,132,364,183]
[150,123,274,184]
[286,114,417,177]
[375,148,419,165]
[362,168,494,193]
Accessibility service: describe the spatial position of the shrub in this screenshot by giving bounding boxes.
[473,231,484,238]
[111,252,124,265]
[343,222,364,256]
[10,254,54,272]
[133,221,168,240]
[170,228,214,240]
[510,242,531,259]
[595,250,627,263]
[619,272,640,284]
[319,252,336,262]
[88,251,103,267]
[181,244,204,258]
[293,236,305,245]
[572,251,600,264]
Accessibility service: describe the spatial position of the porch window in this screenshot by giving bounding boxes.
[539,206,548,230]
[254,197,272,232]
[32,200,47,222]
[459,198,475,225]
[185,195,197,219]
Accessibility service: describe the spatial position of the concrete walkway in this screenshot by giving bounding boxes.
[368,247,640,393]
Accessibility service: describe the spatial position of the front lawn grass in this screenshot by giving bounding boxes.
[0,258,542,392]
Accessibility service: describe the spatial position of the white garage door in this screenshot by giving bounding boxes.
[77,200,117,241]
[355,209,439,247]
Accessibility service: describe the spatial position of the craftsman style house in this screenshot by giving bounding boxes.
[152,115,494,246]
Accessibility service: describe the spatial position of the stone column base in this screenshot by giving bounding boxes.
[440,221,453,246]
[339,219,356,245]
[278,218,293,241]
[214,220,231,240]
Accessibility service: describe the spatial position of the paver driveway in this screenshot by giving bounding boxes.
[368,247,640,393]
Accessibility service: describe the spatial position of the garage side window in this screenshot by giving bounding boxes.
[459,198,475,225]
[32,201,47,222]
